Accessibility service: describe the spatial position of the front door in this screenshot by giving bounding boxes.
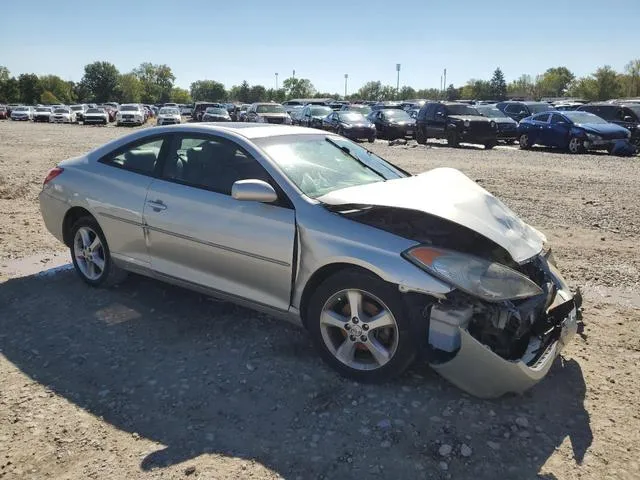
[548,113,571,147]
[143,133,296,311]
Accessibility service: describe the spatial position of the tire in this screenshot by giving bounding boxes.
[446,129,459,147]
[367,136,375,143]
[519,133,531,149]
[416,127,426,145]
[116,122,121,127]
[568,136,586,154]
[69,216,127,287]
[306,268,417,383]
[484,140,497,150]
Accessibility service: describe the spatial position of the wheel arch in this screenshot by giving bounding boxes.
[62,206,97,247]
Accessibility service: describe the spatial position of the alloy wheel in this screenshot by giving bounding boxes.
[73,226,106,280]
[319,289,399,371]
[568,137,583,153]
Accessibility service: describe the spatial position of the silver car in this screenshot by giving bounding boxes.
[39,124,580,398]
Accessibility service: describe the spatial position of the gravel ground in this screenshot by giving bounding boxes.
[1,121,639,480]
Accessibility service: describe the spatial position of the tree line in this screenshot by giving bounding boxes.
[1,59,639,105]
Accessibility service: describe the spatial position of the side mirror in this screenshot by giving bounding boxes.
[232,179,278,203]
[623,115,634,122]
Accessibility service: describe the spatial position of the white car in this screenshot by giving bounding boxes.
[116,104,145,126]
[33,106,53,122]
[70,104,87,122]
[83,107,109,125]
[10,106,33,121]
[156,107,181,126]
[50,107,77,123]
[180,106,193,116]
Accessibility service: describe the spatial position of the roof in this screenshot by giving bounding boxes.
[167,123,323,139]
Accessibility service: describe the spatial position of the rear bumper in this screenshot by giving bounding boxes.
[430,258,579,398]
[39,191,67,245]
[344,128,376,139]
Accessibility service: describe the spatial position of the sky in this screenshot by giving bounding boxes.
[2,0,639,94]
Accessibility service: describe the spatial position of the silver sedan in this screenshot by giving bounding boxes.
[39,123,580,398]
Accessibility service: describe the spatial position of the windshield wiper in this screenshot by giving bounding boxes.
[324,137,385,180]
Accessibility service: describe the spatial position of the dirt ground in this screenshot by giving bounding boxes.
[0,120,639,480]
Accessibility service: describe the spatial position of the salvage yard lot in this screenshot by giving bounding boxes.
[1,121,639,480]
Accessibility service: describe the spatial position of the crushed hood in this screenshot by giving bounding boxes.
[318,168,545,263]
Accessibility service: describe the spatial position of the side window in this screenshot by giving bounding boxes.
[435,105,446,118]
[550,114,566,124]
[162,135,272,196]
[534,114,550,123]
[100,137,165,175]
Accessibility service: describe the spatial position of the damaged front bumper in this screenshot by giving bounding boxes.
[428,258,580,398]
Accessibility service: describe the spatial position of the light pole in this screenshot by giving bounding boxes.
[344,73,348,99]
[292,69,296,80]
[396,64,401,99]
[275,72,278,90]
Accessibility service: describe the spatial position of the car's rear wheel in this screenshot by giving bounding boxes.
[484,140,497,149]
[519,133,531,149]
[367,135,375,143]
[568,136,586,154]
[70,216,127,287]
[446,129,459,147]
[307,269,416,382]
[416,128,426,144]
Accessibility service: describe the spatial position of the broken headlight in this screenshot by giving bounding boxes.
[403,246,543,302]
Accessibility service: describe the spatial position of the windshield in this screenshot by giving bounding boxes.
[627,106,640,118]
[255,134,407,198]
[348,105,372,115]
[447,104,480,116]
[256,104,285,113]
[563,112,608,124]
[36,107,50,112]
[53,108,69,114]
[205,108,227,115]
[476,106,507,118]
[70,106,83,111]
[310,106,332,117]
[120,105,139,111]
[339,112,366,122]
[383,109,411,120]
[87,108,104,113]
[16,107,29,111]
[527,103,552,114]
[160,107,180,115]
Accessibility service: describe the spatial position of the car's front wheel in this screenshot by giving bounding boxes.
[446,129,459,147]
[519,133,531,149]
[307,269,417,382]
[70,216,127,287]
[416,127,426,144]
[568,136,586,154]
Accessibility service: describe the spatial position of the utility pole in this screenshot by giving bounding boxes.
[444,68,447,93]
[275,72,278,90]
[440,75,443,98]
[292,69,296,80]
[396,64,401,99]
[344,74,348,99]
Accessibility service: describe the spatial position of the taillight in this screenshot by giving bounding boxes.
[43,167,64,185]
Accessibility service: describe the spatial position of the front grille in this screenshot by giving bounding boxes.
[266,117,285,124]
[470,121,495,133]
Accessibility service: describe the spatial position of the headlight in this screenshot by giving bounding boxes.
[341,122,352,128]
[464,120,470,127]
[402,246,543,302]
[586,133,602,141]
[284,116,292,125]
[490,121,496,129]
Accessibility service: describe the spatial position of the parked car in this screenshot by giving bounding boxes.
[371,101,403,112]
[116,104,145,126]
[180,105,193,116]
[0,105,8,119]
[407,108,420,119]
[156,107,182,125]
[83,107,110,125]
[368,109,416,140]
[33,106,53,122]
[70,104,87,122]
[10,106,33,121]
[192,102,225,122]
[246,103,292,124]
[415,102,498,148]
[163,102,179,108]
[101,106,117,123]
[298,104,333,128]
[475,105,518,143]
[495,101,553,123]
[38,124,580,398]
[322,111,376,142]
[201,107,231,122]
[577,103,640,146]
[517,110,631,154]
[50,107,77,123]
[288,106,304,125]
[341,104,372,116]
[553,103,582,111]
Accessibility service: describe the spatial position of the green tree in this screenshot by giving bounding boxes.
[622,59,640,97]
[265,88,286,102]
[189,80,226,101]
[0,77,20,103]
[170,87,191,103]
[133,63,175,103]
[535,67,575,97]
[116,73,144,103]
[567,77,598,100]
[445,84,460,101]
[18,73,42,104]
[461,79,492,100]
[415,88,440,99]
[507,74,535,98]
[489,68,507,100]
[0,66,9,83]
[73,80,91,103]
[282,77,316,98]
[569,66,622,101]
[248,85,267,102]
[399,85,417,100]
[40,90,60,104]
[82,61,119,102]
[39,75,75,103]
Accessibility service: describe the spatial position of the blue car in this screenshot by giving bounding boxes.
[517,110,632,154]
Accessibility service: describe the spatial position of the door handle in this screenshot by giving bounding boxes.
[147,199,167,211]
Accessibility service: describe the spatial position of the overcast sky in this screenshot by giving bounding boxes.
[2,0,639,93]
